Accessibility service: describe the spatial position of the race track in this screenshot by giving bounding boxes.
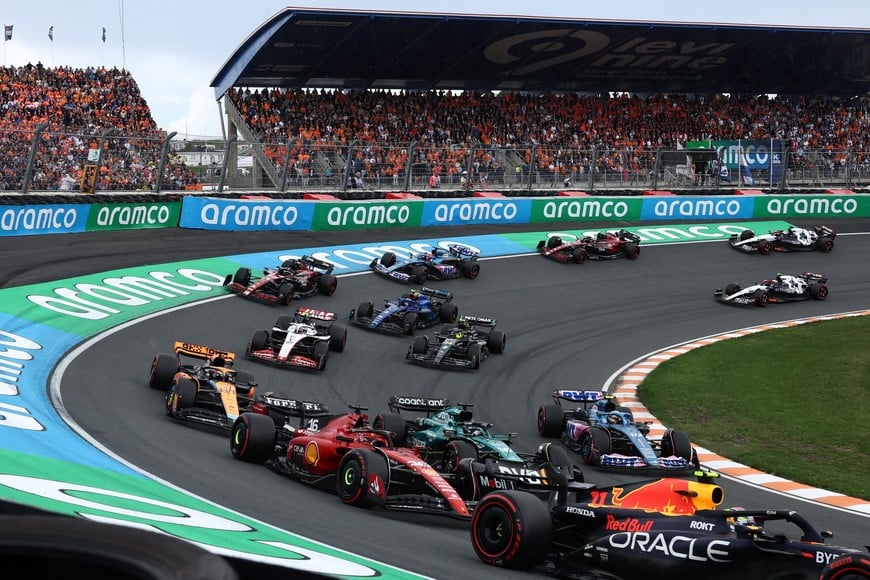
[50,221,869,579]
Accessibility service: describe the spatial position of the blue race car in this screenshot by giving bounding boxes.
[350,286,458,335]
[537,390,699,471]
[369,244,480,284]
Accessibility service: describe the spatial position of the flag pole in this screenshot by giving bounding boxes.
[118,0,127,70]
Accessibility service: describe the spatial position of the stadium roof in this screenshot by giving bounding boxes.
[211,8,870,98]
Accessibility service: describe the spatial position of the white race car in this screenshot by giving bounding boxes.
[245,307,347,370]
[714,272,828,306]
[729,225,835,254]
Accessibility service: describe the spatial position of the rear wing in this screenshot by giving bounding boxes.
[462,315,496,328]
[300,255,335,274]
[552,389,606,405]
[173,342,235,365]
[618,230,641,244]
[388,395,451,414]
[447,243,479,259]
[800,272,828,284]
[419,286,454,301]
[296,307,337,322]
[258,393,330,418]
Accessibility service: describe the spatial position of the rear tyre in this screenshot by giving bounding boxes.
[809,283,828,300]
[411,265,427,284]
[402,312,418,335]
[660,428,693,461]
[819,554,870,580]
[149,354,178,391]
[230,412,276,463]
[318,274,338,296]
[329,325,347,352]
[571,248,587,264]
[461,260,480,279]
[336,449,390,508]
[249,330,269,352]
[275,315,293,331]
[753,289,769,306]
[233,267,251,286]
[442,439,478,473]
[233,370,256,396]
[623,243,640,259]
[372,413,407,446]
[379,252,397,267]
[486,330,506,354]
[277,283,294,305]
[537,404,564,437]
[412,335,428,355]
[819,239,835,253]
[439,303,459,323]
[471,491,552,569]
[758,241,773,255]
[546,236,562,250]
[356,301,374,320]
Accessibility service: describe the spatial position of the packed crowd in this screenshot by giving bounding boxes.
[0,64,198,192]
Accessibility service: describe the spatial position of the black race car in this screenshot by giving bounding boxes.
[224,255,338,305]
[729,225,836,254]
[715,272,828,306]
[537,230,641,264]
[470,474,870,579]
[406,316,506,370]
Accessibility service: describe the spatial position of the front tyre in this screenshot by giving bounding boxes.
[336,449,389,508]
[660,428,693,462]
[537,404,564,438]
[471,491,552,569]
[149,353,178,390]
[442,439,478,473]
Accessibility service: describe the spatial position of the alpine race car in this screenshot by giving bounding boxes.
[714,272,829,306]
[370,244,481,284]
[470,474,869,579]
[223,255,338,305]
[536,230,641,264]
[245,307,347,370]
[406,315,506,370]
[349,286,459,335]
[148,342,259,431]
[537,390,699,471]
[729,225,836,254]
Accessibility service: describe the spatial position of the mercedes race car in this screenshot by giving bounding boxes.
[537,390,698,471]
[406,316,506,370]
[148,342,259,431]
[715,272,829,307]
[729,225,836,255]
[370,244,481,284]
[224,255,338,305]
[350,286,459,335]
[537,230,641,264]
[245,307,347,370]
[471,474,869,579]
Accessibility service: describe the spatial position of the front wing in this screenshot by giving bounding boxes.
[245,348,323,370]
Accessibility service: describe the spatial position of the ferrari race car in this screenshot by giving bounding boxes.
[406,315,506,370]
[471,475,869,579]
[536,230,641,264]
[537,390,698,470]
[369,244,481,284]
[245,307,347,370]
[223,255,338,305]
[715,272,829,307]
[148,342,259,430]
[350,286,459,335]
[729,225,836,255]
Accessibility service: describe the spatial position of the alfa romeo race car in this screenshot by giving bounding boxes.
[148,342,259,431]
[223,255,338,305]
[729,225,836,254]
[470,475,869,579]
[406,316,506,370]
[350,286,459,335]
[536,230,641,264]
[245,307,347,370]
[537,390,698,471]
[369,244,481,284]
[715,272,829,306]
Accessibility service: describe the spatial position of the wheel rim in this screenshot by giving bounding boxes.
[475,505,514,556]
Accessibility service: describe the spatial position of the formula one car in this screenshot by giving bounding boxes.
[471,475,869,579]
[536,230,641,264]
[148,342,259,431]
[537,390,698,470]
[715,272,829,306]
[350,286,459,335]
[729,225,836,254]
[370,244,481,284]
[223,255,338,305]
[245,307,347,370]
[406,316,506,370]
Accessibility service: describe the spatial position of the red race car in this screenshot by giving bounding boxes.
[537,230,641,264]
[230,404,472,519]
[223,255,338,305]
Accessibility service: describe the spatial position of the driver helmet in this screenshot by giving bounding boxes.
[725,507,758,533]
[457,318,468,330]
[606,414,622,425]
[776,273,784,283]
[453,329,464,339]
[408,289,420,300]
[210,355,226,368]
[597,232,607,241]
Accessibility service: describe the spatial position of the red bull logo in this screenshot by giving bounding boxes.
[605,515,654,532]
[591,479,722,515]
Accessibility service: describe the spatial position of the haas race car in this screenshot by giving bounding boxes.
[729,225,836,255]
[370,244,480,284]
[537,230,641,264]
[245,307,347,370]
[224,255,338,305]
[715,272,829,306]
[350,286,459,335]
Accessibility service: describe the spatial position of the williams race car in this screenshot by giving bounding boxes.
[224,255,338,305]
[471,474,869,579]
[729,225,836,255]
[245,307,347,370]
[370,244,481,284]
[537,390,698,471]
[537,230,641,264]
[406,315,506,370]
[148,342,259,430]
[715,272,829,306]
[350,286,459,335]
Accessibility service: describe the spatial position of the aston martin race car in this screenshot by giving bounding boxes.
[350,286,459,335]
[223,255,338,305]
[471,475,869,579]
[369,244,481,284]
[148,342,259,430]
[536,230,641,264]
[245,307,347,370]
[406,315,506,370]
[537,390,698,470]
[729,225,836,254]
[714,272,829,306]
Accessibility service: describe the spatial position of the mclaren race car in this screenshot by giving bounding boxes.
[370,244,481,284]
[406,315,506,370]
[729,225,836,254]
[537,390,698,471]
[224,255,338,305]
[350,286,459,335]
[245,307,347,370]
[537,230,641,264]
[148,342,259,430]
[715,272,829,306]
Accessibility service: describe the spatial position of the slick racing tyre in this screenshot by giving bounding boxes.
[471,491,552,569]
[337,449,390,508]
[758,240,773,255]
[818,238,835,253]
[819,554,870,580]
[232,267,251,286]
[379,252,397,267]
[809,283,829,300]
[571,248,587,264]
[724,283,741,296]
[329,325,348,352]
[753,289,769,306]
[536,404,564,438]
[277,283,295,305]
[461,260,480,279]
[356,301,374,320]
[546,236,562,250]
[487,330,506,354]
[318,274,338,296]
[412,335,428,355]
[166,378,198,416]
[580,427,611,466]
[623,242,640,259]
[230,412,276,464]
[661,428,693,462]
[411,265,427,284]
[249,329,269,352]
[148,353,178,391]
[372,413,407,446]
[466,342,482,368]
[439,302,459,323]
[739,229,755,241]
[402,312,418,334]
[443,439,478,473]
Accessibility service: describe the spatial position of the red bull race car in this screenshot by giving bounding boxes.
[245,307,347,370]
[536,230,641,264]
[224,255,338,305]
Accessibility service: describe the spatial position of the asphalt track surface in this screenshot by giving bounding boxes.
[11,219,868,579]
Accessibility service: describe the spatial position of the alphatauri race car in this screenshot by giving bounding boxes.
[715,272,829,306]
[729,225,836,255]
[245,307,347,370]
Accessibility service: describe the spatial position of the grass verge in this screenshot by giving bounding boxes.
[641,316,869,500]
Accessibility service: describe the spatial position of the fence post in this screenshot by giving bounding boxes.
[154,131,177,194]
[404,141,417,192]
[218,136,237,193]
[21,123,49,193]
